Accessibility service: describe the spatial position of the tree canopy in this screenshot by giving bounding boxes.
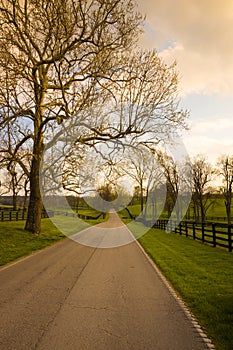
[0,0,188,233]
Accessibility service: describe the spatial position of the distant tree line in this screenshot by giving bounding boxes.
[1,146,233,225]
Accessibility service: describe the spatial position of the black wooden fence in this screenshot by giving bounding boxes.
[0,209,53,222]
[0,209,103,222]
[151,219,233,252]
[52,211,103,220]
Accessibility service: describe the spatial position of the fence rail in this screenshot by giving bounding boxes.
[151,219,233,252]
[53,211,103,220]
[0,209,103,222]
[0,210,52,222]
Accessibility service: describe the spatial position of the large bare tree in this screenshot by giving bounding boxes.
[0,122,31,209]
[157,151,182,220]
[217,155,233,224]
[0,0,143,233]
[0,0,187,234]
[188,155,215,223]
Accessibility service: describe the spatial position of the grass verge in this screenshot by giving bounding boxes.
[138,228,233,350]
[0,213,108,267]
[0,219,65,266]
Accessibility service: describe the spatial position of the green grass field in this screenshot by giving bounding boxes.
[0,209,107,267]
[121,197,233,223]
[205,197,229,218]
[0,219,65,266]
[119,205,141,219]
[139,228,233,350]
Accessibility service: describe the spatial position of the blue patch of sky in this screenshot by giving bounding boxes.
[180,93,233,119]
[143,21,174,53]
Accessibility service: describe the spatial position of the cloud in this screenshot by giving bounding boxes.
[138,0,233,96]
[182,115,233,163]
[160,43,233,96]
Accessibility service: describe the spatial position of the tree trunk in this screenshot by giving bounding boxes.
[225,200,231,225]
[76,196,79,213]
[12,193,17,211]
[10,170,17,210]
[152,199,157,221]
[25,138,44,234]
[23,185,29,210]
[140,181,144,212]
[200,197,205,223]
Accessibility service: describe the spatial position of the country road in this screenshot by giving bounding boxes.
[0,213,211,350]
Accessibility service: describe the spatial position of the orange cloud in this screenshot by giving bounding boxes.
[138,0,233,96]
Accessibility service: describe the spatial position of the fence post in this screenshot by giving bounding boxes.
[212,223,216,248]
[9,211,12,221]
[228,225,232,253]
[185,221,188,237]
[179,223,182,235]
[202,223,205,243]
[1,211,4,222]
[192,222,196,240]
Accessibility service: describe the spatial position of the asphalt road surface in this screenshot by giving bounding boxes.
[0,213,212,350]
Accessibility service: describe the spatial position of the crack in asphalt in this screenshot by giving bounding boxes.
[33,247,98,350]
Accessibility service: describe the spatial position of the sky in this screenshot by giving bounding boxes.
[137,0,233,164]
